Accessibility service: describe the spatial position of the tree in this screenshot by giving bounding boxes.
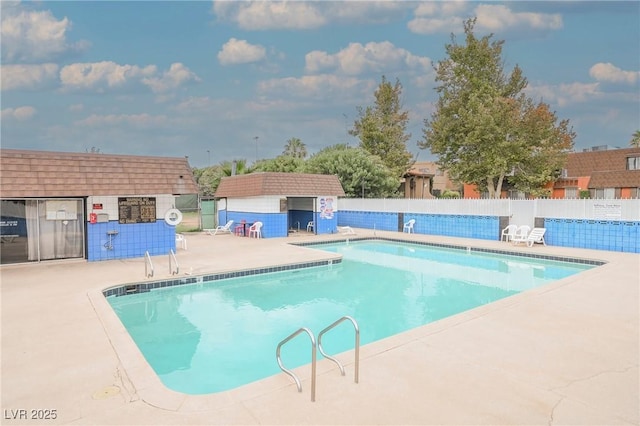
[196,159,250,196]
[350,76,414,178]
[419,18,574,198]
[631,130,640,148]
[302,144,399,198]
[282,137,307,159]
[253,155,305,173]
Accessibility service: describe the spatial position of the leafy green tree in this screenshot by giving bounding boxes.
[350,76,414,178]
[253,155,305,173]
[507,100,574,197]
[282,137,308,159]
[631,130,640,148]
[419,18,574,198]
[196,159,251,195]
[302,144,399,197]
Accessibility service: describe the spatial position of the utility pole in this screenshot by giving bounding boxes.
[254,136,259,163]
[207,150,210,166]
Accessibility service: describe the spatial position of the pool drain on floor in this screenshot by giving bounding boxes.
[92,386,121,400]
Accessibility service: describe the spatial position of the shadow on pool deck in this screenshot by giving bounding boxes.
[1,230,638,425]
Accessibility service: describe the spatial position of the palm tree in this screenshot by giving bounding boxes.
[282,137,307,159]
[630,130,640,148]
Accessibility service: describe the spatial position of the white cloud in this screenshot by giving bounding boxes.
[305,41,430,76]
[1,106,37,121]
[75,113,171,128]
[1,6,89,63]
[258,74,372,100]
[474,4,563,32]
[408,2,562,35]
[589,63,639,85]
[60,61,156,92]
[217,38,266,65]
[213,1,326,30]
[0,63,58,91]
[212,1,407,30]
[59,62,199,94]
[142,63,201,93]
[527,82,602,107]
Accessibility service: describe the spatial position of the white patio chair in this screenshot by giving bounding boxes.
[175,233,187,250]
[338,226,356,235]
[248,221,263,238]
[501,224,518,242]
[307,221,314,232]
[403,219,416,233]
[206,220,234,236]
[511,225,531,245]
[524,227,547,247]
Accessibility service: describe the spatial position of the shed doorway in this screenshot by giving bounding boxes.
[286,197,315,235]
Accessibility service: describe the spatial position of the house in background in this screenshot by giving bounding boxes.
[214,172,345,237]
[552,147,640,199]
[400,161,460,199]
[0,149,199,264]
[463,147,640,199]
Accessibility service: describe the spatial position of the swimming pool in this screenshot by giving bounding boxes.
[107,239,595,394]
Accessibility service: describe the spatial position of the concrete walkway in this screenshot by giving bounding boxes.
[1,230,638,425]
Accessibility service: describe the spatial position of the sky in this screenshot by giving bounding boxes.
[1,1,639,169]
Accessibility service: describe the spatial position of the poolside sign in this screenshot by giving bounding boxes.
[118,197,157,224]
[319,196,334,220]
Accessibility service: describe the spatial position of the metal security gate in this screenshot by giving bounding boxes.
[201,199,216,229]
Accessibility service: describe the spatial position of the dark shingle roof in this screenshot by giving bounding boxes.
[0,149,199,198]
[214,172,345,198]
[565,148,640,189]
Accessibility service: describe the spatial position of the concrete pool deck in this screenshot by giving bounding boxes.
[1,230,638,425]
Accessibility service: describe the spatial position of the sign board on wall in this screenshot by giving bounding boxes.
[118,197,157,224]
[593,202,622,220]
[319,196,334,220]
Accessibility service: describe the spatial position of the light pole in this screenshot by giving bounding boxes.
[254,136,259,163]
[207,150,210,166]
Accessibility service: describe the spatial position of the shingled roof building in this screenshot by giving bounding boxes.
[214,172,345,238]
[0,149,198,264]
[553,147,640,199]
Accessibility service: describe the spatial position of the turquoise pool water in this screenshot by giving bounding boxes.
[107,240,594,394]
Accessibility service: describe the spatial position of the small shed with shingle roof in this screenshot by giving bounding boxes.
[214,172,345,237]
[0,149,198,264]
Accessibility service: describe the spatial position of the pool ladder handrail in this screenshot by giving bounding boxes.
[276,316,360,402]
[276,327,317,402]
[317,315,360,384]
[169,249,179,275]
[144,250,154,278]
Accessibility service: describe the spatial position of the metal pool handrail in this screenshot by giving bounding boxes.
[169,249,179,275]
[144,251,154,278]
[276,327,317,402]
[318,316,360,384]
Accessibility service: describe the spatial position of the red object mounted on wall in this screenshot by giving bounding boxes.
[89,213,98,224]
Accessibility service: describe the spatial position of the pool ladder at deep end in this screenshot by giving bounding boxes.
[276,316,360,402]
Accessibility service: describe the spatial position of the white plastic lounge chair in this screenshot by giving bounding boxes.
[501,224,518,242]
[524,227,546,247]
[511,225,532,245]
[338,226,356,235]
[248,221,263,238]
[175,233,187,250]
[403,219,415,233]
[206,220,234,236]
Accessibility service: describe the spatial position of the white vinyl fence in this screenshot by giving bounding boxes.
[339,198,640,222]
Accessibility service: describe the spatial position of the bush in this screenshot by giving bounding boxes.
[441,190,461,199]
